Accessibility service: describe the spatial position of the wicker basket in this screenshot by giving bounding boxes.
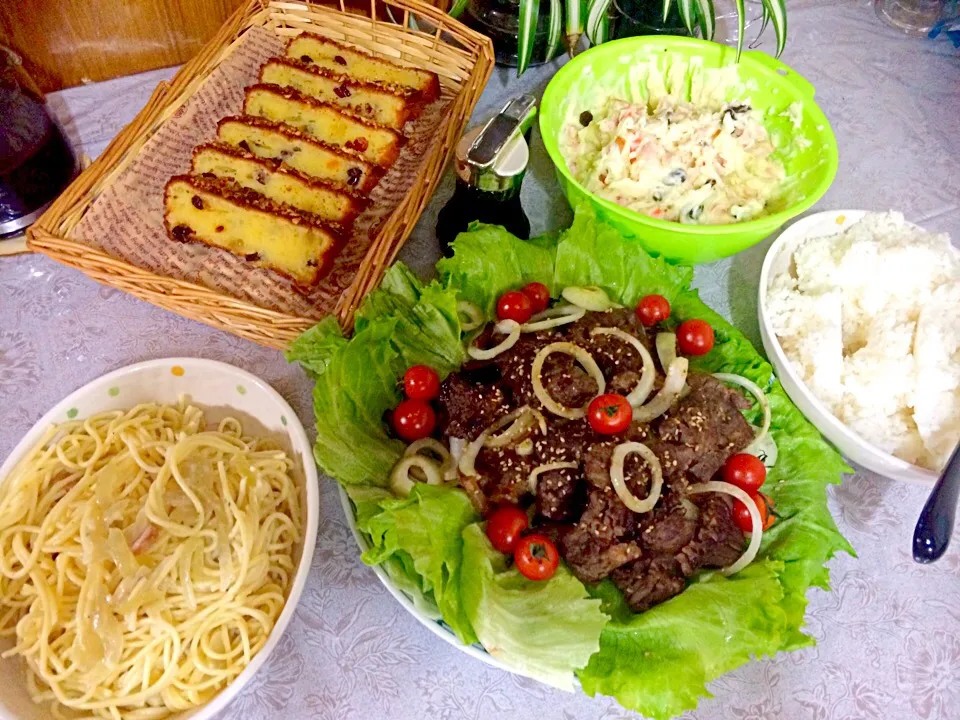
[27,0,494,350]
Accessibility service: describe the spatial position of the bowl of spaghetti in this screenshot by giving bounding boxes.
[0,358,319,720]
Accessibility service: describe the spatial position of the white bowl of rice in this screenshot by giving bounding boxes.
[758,210,960,484]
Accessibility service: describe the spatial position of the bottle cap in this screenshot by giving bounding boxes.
[455,94,537,193]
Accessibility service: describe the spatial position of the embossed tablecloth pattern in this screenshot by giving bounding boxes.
[2,2,959,718]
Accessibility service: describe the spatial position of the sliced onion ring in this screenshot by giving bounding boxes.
[590,327,656,407]
[609,442,663,513]
[529,408,548,435]
[521,304,586,332]
[404,438,451,463]
[458,430,489,478]
[390,455,444,497]
[457,301,485,332]
[468,319,521,360]
[561,285,622,312]
[459,406,542,476]
[484,410,534,449]
[516,438,534,456]
[528,462,579,494]
[404,438,453,480]
[655,332,677,371]
[712,373,771,455]
[633,357,689,421]
[688,481,762,575]
[445,438,467,481]
[484,406,546,448]
[531,342,607,419]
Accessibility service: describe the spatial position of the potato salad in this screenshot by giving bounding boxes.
[563,96,786,225]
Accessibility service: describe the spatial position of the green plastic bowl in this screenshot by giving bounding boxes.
[539,36,839,264]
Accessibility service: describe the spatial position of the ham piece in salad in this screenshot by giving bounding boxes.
[563,96,785,225]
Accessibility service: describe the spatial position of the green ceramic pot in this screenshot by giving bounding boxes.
[539,36,839,264]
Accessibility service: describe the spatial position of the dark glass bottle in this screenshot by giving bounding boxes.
[436,95,535,257]
[437,179,530,257]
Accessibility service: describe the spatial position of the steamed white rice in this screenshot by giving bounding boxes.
[767,212,960,471]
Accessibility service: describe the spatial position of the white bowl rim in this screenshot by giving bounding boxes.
[758,210,941,485]
[0,357,320,720]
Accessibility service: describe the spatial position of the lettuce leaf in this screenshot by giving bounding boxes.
[299,265,464,486]
[580,561,786,714]
[285,316,347,379]
[551,207,694,305]
[460,523,609,691]
[436,223,557,316]
[292,205,853,719]
[356,484,479,644]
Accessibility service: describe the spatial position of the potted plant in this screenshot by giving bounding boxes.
[451,0,787,74]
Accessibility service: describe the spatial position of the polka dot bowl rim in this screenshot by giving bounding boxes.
[0,357,320,720]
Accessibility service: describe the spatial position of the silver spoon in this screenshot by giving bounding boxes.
[913,443,960,563]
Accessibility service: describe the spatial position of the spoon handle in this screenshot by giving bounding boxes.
[913,443,960,563]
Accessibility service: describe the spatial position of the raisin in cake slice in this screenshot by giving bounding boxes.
[192,143,368,226]
[260,58,421,130]
[286,33,440,103]
[244,84,405,168]
[164,174,342,290]
[217,116,381,193]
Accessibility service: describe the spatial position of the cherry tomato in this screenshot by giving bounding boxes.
[676,318,715,356]
[723,453,767,495]
[485,506,529,554]
[732,493,768,534]
[514,534,560,581]
[635,294,671,327]
[392,399,436,442]
[587,393,633,435]
[496,290,533,324]
[521,282,551,314]
[403,365,440,401]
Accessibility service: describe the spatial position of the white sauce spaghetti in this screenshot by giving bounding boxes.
[0,402,303,720]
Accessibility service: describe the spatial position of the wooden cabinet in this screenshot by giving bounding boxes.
[0,0,247,92]
[1,0,456,93]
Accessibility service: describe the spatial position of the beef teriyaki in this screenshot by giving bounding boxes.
[438,307,755,612]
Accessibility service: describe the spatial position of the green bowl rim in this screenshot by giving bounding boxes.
[538,35,840,236]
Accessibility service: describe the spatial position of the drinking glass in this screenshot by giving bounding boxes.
[875,0,945,34]
[714,0,765,47]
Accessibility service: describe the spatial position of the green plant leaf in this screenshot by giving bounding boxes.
[662,0,673,22]
[752,0,770,48]
[565,0,586,52]
[733,0,745,59]
[448,0,469,19]
[517,0,541,75]
[694,0,715,40]
[760,0,787,56]
[585,0,612,45]
[546,0,563,60]
[676,0,696,33]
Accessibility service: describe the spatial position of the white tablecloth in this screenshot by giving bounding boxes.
[2,2,959,717]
